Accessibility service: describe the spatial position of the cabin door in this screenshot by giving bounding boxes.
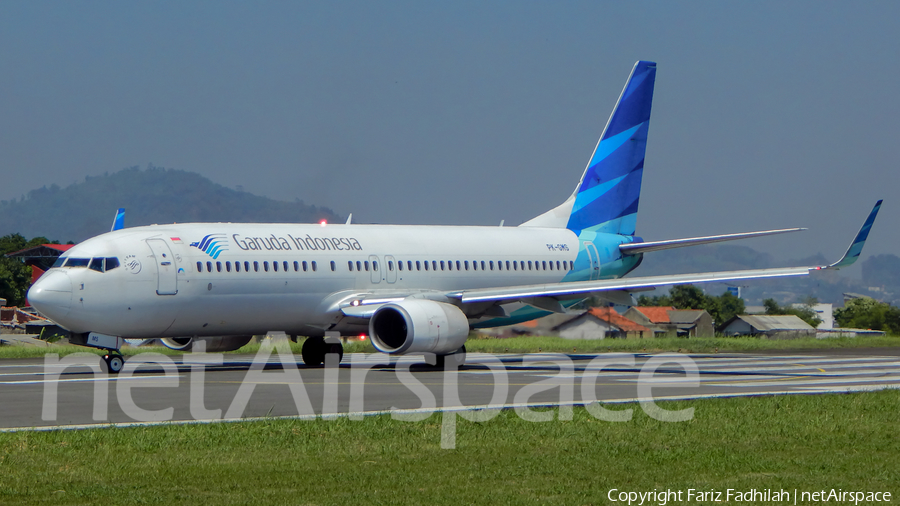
[146,238,178,295]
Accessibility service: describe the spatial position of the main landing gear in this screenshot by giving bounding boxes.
[433,345,466,369]
[301,336,344,367]
[102,352,125,374]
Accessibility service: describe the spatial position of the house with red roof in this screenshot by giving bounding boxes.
[624,306,714,337]
[553,307,651,340]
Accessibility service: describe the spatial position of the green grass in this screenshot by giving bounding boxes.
[464,333,900,354]
[0,390,898,505]
[1,332,899,360]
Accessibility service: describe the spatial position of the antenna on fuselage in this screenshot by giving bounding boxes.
[499,220,504,227]
[346,214,353,225]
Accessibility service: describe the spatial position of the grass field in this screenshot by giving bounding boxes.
[1,390,897,505]
[2,333,900,360]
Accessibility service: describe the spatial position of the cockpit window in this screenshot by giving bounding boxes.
[65,258,91,268]
[52,257,67,268]
[105,257,120,271]
[89,258,104,272]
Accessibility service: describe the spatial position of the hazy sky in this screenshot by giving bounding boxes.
[2,1,897,275]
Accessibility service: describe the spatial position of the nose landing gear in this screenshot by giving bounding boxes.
[102,352,125,374]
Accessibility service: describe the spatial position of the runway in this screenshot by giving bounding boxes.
[1,349,898,431]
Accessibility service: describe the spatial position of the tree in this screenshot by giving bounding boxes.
[763,298,823,328]
[0,234,53,306]
[637,285,745,325]
[833,297,900,334]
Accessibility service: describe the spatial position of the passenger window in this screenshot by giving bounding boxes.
[331,261,336,271]
[512,261,517,271]
[207,261,213,272]
[528,261,532,270]
[416,261,421,271]
[490,260,494,270]
[89,258,104,272]
[440,261,445,271]
[481,261,486,270]
[373,261,378,271]
[217,261,222,273]
[264,261,269,272]
[356,261,362,271]
[432,261,437,271]
[303,261,308,272]
[244,261,250,272]
[506,261,511,270]
[364,261,369,271]
[312,261,317,271]
[398,261,403,271]
[197,261,203,272]
[105,257,120,271]
[273,261,278,272]
[293,261,299,272]
[348,261,354,271]
[235,262,241,272]
[464,261,468,271]
[424,261,429,271]
[226,261,232,272]
[388,261,394,271]
[253,261,259,272]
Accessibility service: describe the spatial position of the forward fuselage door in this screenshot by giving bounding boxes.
[583,241,602,281]
[385,255,397,284]
[369,255,381,284]
[146,238,178,295]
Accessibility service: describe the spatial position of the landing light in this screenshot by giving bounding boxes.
[359,335,367,340]
[320,220,327,226]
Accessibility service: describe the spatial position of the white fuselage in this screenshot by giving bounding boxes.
[30,223,596,339]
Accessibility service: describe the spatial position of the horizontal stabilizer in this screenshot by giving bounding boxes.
[619,228,806,255]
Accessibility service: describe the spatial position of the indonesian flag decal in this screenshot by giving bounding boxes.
[171,237,183,244]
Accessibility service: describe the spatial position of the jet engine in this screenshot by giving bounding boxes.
[369,299,469,355]
[159,335,253,353]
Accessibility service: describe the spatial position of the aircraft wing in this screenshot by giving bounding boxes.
[450,200,882,310]
[450,266,811,306]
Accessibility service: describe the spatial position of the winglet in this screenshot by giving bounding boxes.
[824,200,882,269]
[111,208,125,231]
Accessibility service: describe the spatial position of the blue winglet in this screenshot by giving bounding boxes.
[111,208,125,231]
[826,200,882,269]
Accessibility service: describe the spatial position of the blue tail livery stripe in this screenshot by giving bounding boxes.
[567,61,656,235]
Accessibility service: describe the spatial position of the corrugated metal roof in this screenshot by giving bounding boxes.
[667,310,705,324]
[731,315,813,331]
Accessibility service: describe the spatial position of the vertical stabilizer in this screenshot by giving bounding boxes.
[566,61,656,234]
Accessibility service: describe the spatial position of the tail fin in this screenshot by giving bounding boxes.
[567,60,656,234]
[111,208,125,231]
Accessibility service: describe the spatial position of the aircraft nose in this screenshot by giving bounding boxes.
[28,270,73,320]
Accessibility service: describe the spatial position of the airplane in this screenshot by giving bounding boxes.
[27,61,882,373]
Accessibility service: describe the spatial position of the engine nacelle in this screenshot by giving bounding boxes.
[369,299,469,355]
[159,335,253,353]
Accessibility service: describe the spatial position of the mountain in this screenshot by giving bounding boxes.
[0,166,343,243]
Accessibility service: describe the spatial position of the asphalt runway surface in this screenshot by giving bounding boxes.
[1,348,899,430]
